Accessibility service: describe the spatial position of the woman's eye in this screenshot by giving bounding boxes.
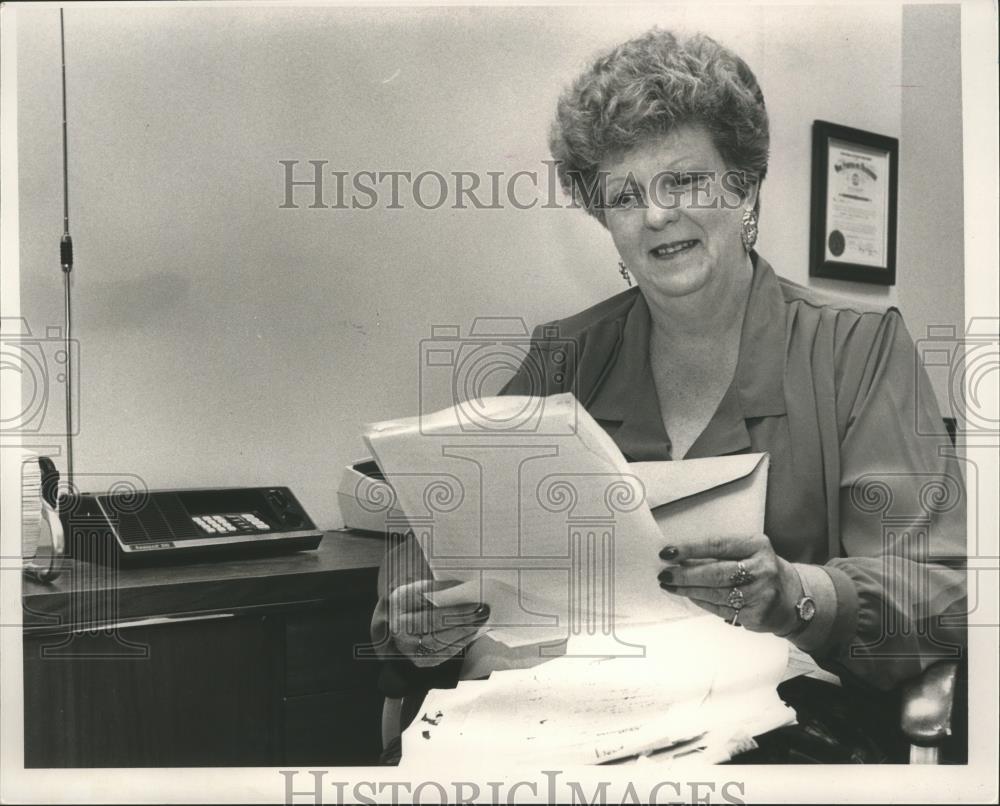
[611,191,642,209]
[661,172,694,189]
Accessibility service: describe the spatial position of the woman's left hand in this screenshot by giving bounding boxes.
[658,533,804,634]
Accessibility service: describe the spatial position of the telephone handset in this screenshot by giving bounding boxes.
[23,456,66,583]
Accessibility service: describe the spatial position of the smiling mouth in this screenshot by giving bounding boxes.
[649,239,699,258]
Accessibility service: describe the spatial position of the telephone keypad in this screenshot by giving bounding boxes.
[191,512,271,536]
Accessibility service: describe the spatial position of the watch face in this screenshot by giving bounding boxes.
[798,596,817,623]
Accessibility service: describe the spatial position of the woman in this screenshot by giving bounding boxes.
[371,29,966,762]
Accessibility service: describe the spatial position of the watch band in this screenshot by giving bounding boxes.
[777,567,814,639]
[788,572,817,638]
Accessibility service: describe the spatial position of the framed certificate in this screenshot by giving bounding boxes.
[809,121,898,285]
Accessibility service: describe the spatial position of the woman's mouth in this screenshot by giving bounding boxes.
[649,239,699,259]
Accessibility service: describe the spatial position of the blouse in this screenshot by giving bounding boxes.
[370,252,967,694]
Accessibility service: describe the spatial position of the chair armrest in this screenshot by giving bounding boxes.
[382,697,404,750]
[900,661,959,746]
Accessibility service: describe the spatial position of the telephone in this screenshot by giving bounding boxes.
[59,485,324,566]
[22,455,324,571]
[22,456,66,582]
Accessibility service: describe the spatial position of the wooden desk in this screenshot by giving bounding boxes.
[22,531,388,767]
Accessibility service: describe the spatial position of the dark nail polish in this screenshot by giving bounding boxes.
[474,604,490,619]
[659,583,677,592]
[657,569,673,584]
[659,546,679,560]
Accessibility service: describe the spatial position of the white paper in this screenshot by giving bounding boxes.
[365,393,701,650]
[399,616,793,768]
[824,138,891,267]
[371,396,791,767]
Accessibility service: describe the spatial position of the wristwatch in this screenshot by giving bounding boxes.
[778,567,816,639]
[794,595,817,626]
[787,573,817,637]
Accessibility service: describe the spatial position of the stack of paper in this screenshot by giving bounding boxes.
[21,453,43,559]
[398,616,794,768]
[364,393,794,765]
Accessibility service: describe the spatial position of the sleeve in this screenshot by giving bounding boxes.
[797,309,968,691]
[370,323,560,696]
[369,534,465,697]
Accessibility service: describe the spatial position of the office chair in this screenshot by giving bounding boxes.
[901,660,962,763]
[903,416,964,764]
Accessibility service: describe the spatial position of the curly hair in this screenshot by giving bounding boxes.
[549,29,769,224]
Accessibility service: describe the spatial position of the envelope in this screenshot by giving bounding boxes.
[361,394,771,652]
[630,453,770,552]
[427,452,771,650]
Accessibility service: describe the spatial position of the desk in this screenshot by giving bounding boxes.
[21,531,388,767]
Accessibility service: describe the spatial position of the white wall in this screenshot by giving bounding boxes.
[14,4,963,528]
[898,3,965,416]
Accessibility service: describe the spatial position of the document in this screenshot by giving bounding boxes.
[399,616,794,768]
[365,393,769,651]
[824,138,891,267]
[365,394,791,766]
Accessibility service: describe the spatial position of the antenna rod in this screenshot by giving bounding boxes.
[59,7,74,489]
[60,8,71,247]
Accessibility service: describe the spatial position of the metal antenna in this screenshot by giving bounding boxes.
[59,7,74,490]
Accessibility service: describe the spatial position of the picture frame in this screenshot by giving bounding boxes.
[809,120,899,285]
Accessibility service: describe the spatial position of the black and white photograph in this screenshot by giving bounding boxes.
[1,1,997,803]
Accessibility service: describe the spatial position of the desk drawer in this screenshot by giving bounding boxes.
[284,599,380,696]
[24,615,278,767]
[283,690,383,765]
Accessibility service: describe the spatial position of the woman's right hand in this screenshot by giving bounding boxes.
[387,579,490,668]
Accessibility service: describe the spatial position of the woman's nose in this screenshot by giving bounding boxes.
[643,197,680,230]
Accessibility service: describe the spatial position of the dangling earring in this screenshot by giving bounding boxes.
[618,261,632,287]
[740,207,758,252]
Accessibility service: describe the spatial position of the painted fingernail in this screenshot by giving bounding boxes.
[474,604,490,619]
[657,569,673,584]
[659,583,677,592]
[659,546,679,560]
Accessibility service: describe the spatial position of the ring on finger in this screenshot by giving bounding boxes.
[727,587,745,611]
[729,560,754,586]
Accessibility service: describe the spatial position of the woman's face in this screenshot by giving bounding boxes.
[600,124,755,300]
